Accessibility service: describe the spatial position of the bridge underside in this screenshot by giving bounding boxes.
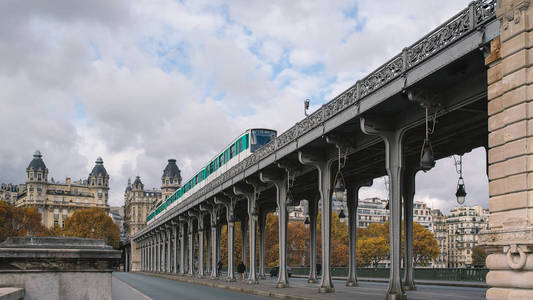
[133,1,505,299]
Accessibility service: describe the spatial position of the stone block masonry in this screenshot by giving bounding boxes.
[480,0,533,299]
[0,237,120,300]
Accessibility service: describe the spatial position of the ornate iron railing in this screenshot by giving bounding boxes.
[136,0,497,235]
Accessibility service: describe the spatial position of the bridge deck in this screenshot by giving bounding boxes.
[114,272,487,300]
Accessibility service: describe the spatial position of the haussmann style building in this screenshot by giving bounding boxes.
[123,158,182,271]
[15,150,110,228]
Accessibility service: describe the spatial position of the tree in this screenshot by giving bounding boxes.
[0,201,48,242]
[63,207,120,249]
[412,222,440,266]
[357,236,389,267]
[472,246,487,267]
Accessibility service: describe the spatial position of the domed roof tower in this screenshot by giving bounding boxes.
[26,150,48,182]
[88,157,109,187]
[88,157,110,207]
[161,159,181,200]
[132,176,144,191]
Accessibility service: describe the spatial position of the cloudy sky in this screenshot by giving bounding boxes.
[0,0,487,213]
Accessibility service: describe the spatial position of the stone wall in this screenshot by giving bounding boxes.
[481,0,533,299]
[0,237,120,300]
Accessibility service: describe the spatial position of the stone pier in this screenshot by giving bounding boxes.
[481,0,533,299]
[0,237,120,300]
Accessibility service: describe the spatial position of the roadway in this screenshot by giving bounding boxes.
[112,272,269,300]
[112,272,487,300]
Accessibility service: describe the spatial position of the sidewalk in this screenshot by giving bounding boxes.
[291,275,487,288]
[137,272,486,300]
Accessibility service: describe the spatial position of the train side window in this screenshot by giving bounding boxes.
[236,139,242,153]
[230,144,236,158]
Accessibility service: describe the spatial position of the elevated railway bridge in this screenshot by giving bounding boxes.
[131,1,533,299]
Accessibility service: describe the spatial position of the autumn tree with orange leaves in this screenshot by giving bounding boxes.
[62,207,120,249]
[0,201,48,242]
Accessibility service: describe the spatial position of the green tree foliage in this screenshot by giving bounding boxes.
[472,246,487,267]
[62,207,120,249]
[0,201,48,242]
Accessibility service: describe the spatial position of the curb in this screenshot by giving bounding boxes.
[137,272,323,300]
[290,274,488,288]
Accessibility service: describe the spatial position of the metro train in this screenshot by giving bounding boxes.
[147,128,277,225]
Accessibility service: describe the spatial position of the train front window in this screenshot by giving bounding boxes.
[251,130,276,146]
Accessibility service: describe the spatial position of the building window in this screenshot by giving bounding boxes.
[37,174,41,181]
[98,179,102,186]
[54,220,58,226]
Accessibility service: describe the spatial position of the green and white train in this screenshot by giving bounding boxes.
[147,128,277,225]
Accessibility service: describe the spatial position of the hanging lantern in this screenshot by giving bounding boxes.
[456,177,466,205]
[304,216,310,225]
[333,177,345,201]
[420,140,435,172]
[338,209,346,219]
[420,106,436,172]
[286,190,294,205]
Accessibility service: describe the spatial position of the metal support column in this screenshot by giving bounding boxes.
[346,181,372,286]
[180,221,186,275]
[174,223,178,273]
[260,171,289,288]
[258,209,266,280]
[210,207,218,279]
[234,186,258,284]
[167,227,171,273]
[361,117,406,300]
[299,151,335,293]
[308,196,318,283]
[240,215,248,269]
[188,219,194,276]
[403,166,418,290]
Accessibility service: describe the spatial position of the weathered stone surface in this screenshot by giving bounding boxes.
[0,287,24,300]
[0,237,120,300]
[486,253,533,270]
[0,237,120,271]
[487,287,533,300]
[486,270,533,288]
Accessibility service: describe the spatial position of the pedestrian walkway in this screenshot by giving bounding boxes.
[134,272,486,300]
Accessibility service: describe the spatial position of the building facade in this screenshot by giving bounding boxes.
[446,205,489,268]
[123,176,162,238]
[0,183,22,205]
[413,201,433,231]
[431,209,448,268]
[123,158,181,272]
[357,197,389,228]
[15,151,110,228]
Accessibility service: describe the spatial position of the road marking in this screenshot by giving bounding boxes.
[114,275,153,300]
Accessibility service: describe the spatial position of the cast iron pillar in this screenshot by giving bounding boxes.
[187,216,195,276]
[196,211,206,278]
[156,229,160,272]
[260,170,290,288]
[403,166,418,290]
[234,185,259,284]
[307,194,319,283]
[179,220,186,275]
[167,225,172,273]
[258,208,267,280]
[346,180,372,287]
[215,195,237,281]
[240,214,248,268]
[173,221,178,273]
[208,204,219,279]
[361,117,406,300]
[299,151,335,293]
